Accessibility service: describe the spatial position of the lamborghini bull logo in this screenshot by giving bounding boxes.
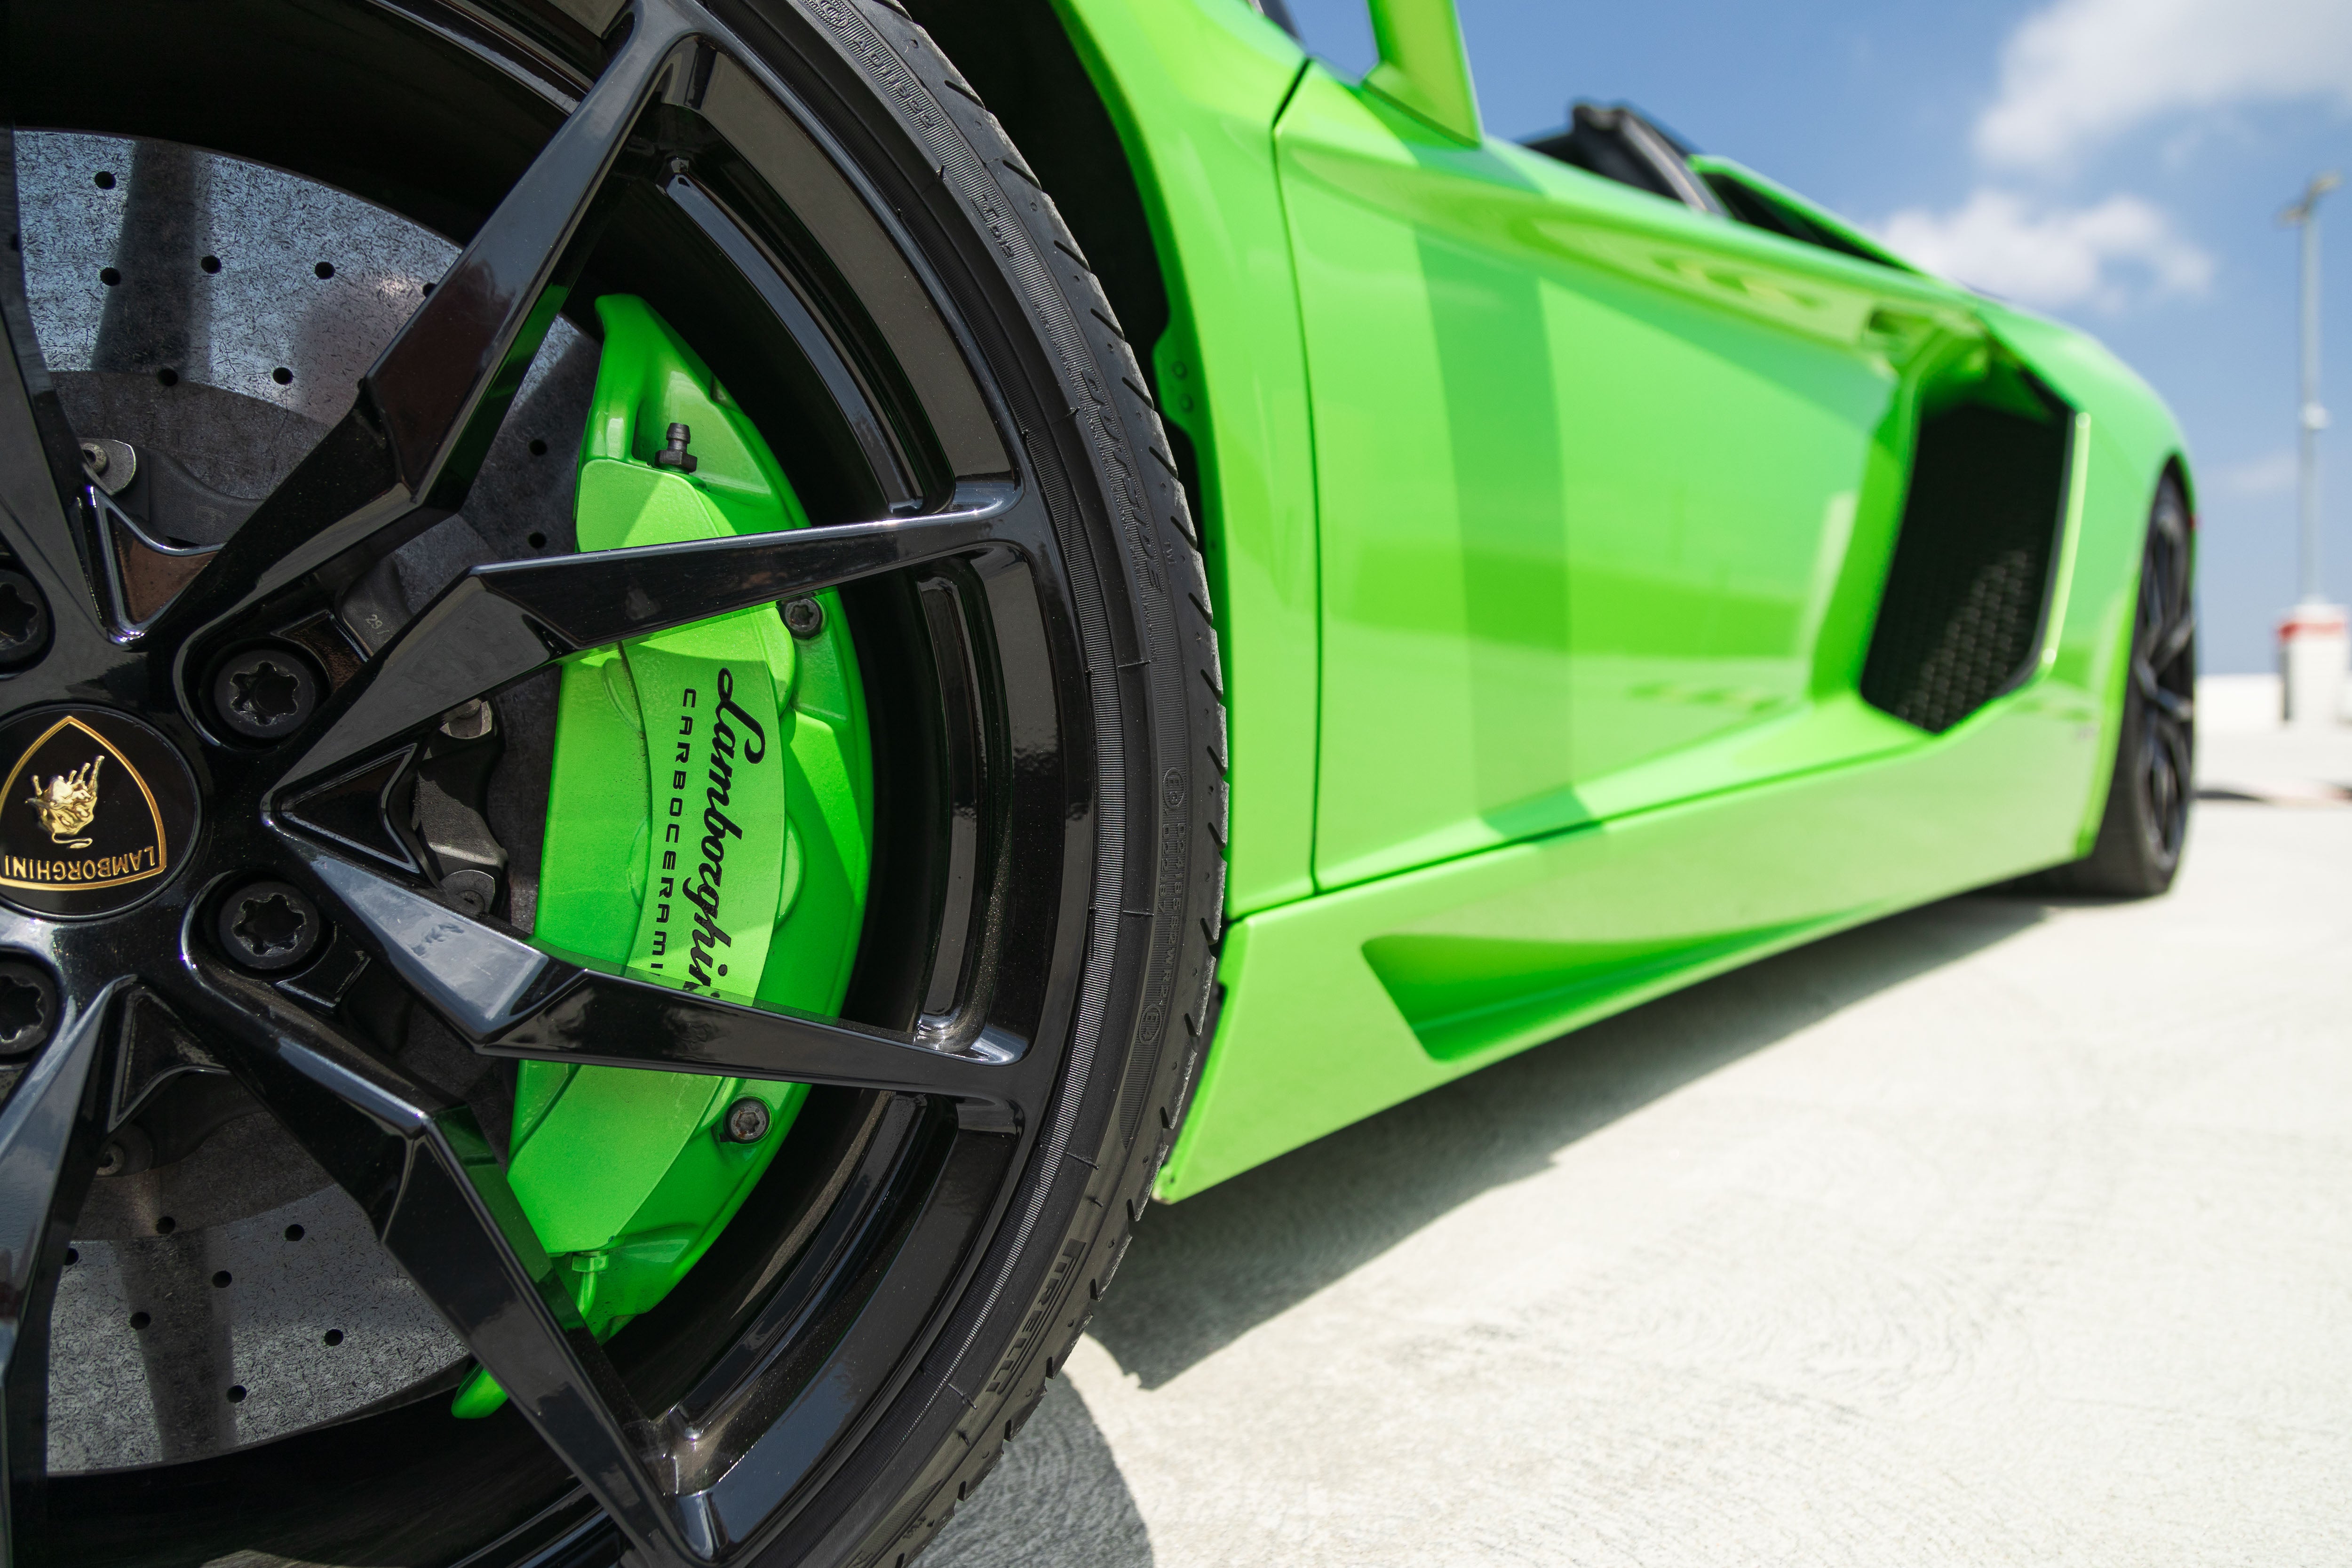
[0,712,182,906]
[26,756,103,848]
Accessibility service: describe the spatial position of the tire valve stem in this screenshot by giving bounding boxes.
[654,421,698,473]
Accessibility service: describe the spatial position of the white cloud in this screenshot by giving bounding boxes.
[1977,0,2352,171]
[1874,189,2215,310]
[2213,450,2300,496]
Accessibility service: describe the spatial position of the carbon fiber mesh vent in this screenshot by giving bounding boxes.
[1861,400,2070,734]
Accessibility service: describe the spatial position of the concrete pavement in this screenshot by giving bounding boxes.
[928,701,2352,1568]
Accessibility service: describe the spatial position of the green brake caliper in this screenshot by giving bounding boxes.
[453,296,874,1417]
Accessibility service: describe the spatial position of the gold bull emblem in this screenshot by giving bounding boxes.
[26,756,103,848]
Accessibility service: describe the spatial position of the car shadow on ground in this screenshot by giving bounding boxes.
[923,1377,1151,1568]
[928,890,2050,1568]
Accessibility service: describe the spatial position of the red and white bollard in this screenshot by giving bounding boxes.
[2279,601,2349,725]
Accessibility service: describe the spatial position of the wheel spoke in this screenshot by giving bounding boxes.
[374,1110,685,1561]
[297,851,560,1038]
[363,0,697,507]
[293,846,1030,1117]
[485,972,1029,1114]
[386,1113,698,1561]
[0,979,129,1560]
[0,127,111,652]
[2134,653,2193,719]
[2150,610,2196,676]
[0,342,99,654]
[2131,496,2194,857]
[2143,705,2192,854]
[286,500,1009,786]
[151,0,701,639]
[2137,492,2194,681]
[172,976,701,1566]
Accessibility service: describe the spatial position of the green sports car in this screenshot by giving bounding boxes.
[0,0,2192,1560]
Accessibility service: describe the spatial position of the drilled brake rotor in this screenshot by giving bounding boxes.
[21,129,594,1470]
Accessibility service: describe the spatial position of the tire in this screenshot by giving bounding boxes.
[2029,475,2194,897]
[741,3,1230,1560]
[2,1,1224,1563]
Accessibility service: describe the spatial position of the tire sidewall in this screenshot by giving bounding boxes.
[701,3,1222,1562]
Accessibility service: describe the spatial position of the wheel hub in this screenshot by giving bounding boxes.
[2,127,510,1471]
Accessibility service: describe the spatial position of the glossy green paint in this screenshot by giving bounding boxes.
[1274,63,2010,889]
[1039,0,2185,1197]
[1159,668,2104,1196]
[1686,155,1918,274]
[1052,0,1323,915]
[457,296,872,1413]
[1363,0,1480,145]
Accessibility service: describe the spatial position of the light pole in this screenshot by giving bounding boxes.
[2278,172,2346,726]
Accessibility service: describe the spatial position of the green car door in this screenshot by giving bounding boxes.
[1278,61,1986,888]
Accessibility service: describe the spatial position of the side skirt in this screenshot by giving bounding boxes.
[1159,688,2100,1200]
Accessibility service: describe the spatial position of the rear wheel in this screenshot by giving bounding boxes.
[2032,475,2194,897]
[0,0,1223,1562]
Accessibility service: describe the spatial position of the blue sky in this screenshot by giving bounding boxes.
[1284,0,2352,673]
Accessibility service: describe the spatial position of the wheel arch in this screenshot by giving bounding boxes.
[904,0,1326,927]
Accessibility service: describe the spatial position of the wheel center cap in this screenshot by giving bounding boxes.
[0,708,199,917]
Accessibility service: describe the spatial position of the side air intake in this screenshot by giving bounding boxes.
[1860,383,2072,734]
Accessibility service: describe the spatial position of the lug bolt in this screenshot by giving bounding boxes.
[438,698,494,740]
[442,868,496,916]
[78,438,135,494]
[0,569,50,669]
[722,1097,772,1144]
[0,958,59,1056]
[95,1124,153,1178]
[220,880,323,973]
[214,645,319,740]
[783,597,824,639]
[652,422,698,473]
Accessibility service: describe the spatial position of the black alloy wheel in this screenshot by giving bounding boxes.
[2033,473,2195,897]
[0,2,1225,1565]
